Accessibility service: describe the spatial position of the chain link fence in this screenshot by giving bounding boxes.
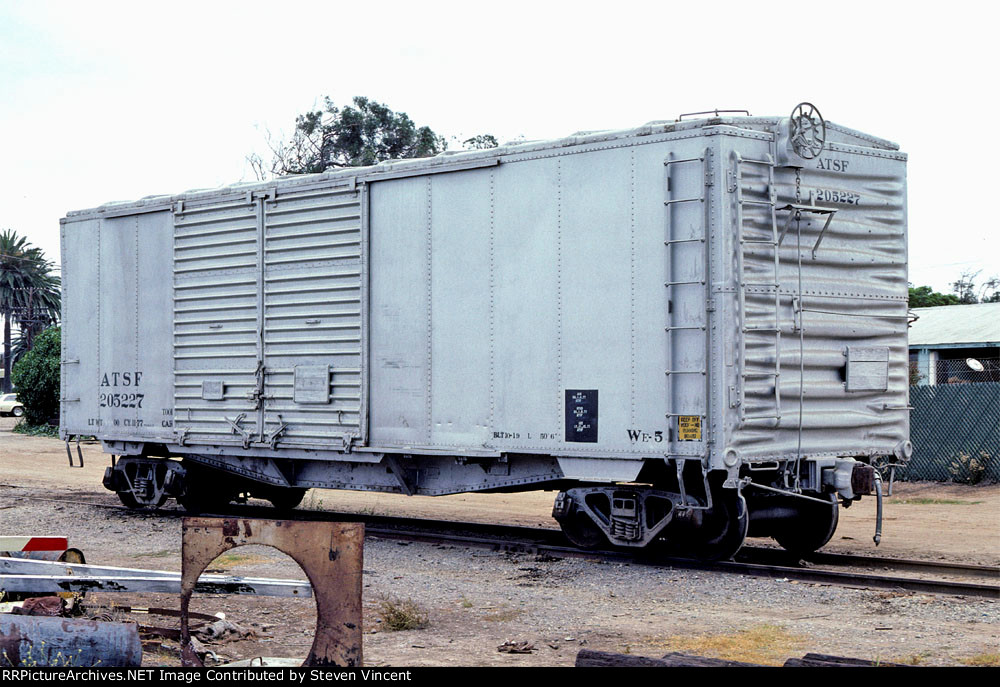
[896,362,1000,482]
[909,357,1000,386]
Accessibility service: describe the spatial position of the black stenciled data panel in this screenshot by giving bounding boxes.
[565,389,598,443]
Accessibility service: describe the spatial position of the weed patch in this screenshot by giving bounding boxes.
[12,423,59,438]
[207,552,272,570]
[377,597,429,631]
[482,606,522,622]
[961,652,1000,667]
[654,624,805,666]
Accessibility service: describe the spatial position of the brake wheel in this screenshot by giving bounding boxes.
[790,102,826,159]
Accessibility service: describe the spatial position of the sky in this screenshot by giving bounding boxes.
[1,0,996,294]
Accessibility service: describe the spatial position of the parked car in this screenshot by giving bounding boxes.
[0,393,24,417]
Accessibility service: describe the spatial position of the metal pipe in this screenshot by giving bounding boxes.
[873,471,883,546]
[0,574,311,597]
[0,615,142,667]
[794,209,805,491]
[744,481,833,505]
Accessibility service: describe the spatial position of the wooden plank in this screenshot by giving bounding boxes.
[783,653,909,668]
[575,649,764,667]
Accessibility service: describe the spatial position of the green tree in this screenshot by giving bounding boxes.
[948,270,1000,304]
[908,272,1000,307]
[249,96,499,179]
[977,275,1000,303]
[951,270,979,304]
[908,284,960,308]
[462,134,499,150]
[259,96,448,176]
[10,326,60,426]
[1,229,61,393]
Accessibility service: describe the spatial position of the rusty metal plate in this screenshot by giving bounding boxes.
[179,518,363,667]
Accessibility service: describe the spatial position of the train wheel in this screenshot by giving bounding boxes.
[177,483,235,514]
[176,490,206,513]
[267,488,307,511]
[116,490,140,509]
[773,493,839,556]
[558,511,607,549]
[117,490,167,510]
[691,491,748,561]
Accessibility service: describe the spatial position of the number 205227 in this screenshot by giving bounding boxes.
[99,392,144,409]
[814,189,860,205]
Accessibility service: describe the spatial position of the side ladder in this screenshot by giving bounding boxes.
[733,153,781,425]
[663,149,712,465]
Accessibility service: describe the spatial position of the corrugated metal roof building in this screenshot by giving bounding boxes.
[909,303,1000,385]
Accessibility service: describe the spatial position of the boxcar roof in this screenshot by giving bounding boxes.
[65,115,900,220]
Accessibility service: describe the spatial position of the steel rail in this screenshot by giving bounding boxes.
[352,521,1000,599]
[738,545,1000,580]
[4,491,998,599]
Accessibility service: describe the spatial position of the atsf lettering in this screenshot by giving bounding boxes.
[101,371,143,387]
[816,158,850,172]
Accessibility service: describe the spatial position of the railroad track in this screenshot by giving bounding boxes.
[5,490,999,600]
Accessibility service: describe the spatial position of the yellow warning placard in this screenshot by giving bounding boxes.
[678,415,702,441]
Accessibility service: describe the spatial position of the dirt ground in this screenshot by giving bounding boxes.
[3,418,998,565]
[2,417,999,667]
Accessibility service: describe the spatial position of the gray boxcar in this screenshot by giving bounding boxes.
[61,104,909,559]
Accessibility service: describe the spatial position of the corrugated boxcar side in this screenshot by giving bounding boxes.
[721,133,908,462]
[169,182,365,449]
[171,195,262,446]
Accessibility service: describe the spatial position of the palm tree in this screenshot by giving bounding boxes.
[0,229,61,392]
